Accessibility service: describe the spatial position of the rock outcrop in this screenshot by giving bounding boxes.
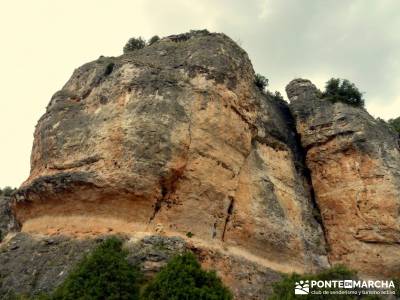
[0,196,18,240]
[8,31,328,298]
[2,31,399,299]
[287,79,400,278]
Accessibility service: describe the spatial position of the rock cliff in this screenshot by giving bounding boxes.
[288,79,400,278]
[1,31,399,299]
[13,30,327,271]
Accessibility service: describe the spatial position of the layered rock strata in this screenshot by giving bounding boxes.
[287,79,400,278]
[13,31,327,277]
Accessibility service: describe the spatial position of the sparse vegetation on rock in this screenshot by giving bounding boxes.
[388,117,400,134]
[142,252,232,300]
[148,35,160,45]
[254,73,269,91]
[0,186,16,197]
[123,37,146,53]
[322,78,364,107]
[267,90,285,102]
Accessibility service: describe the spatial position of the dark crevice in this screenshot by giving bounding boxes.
[148,176,179,224]
[212,222,217,239]
[48,155,102,170]
[304,130,356,151]
[221,196,234,241]
[104,63,115,76]
[148,197,163,223]
[288,107,331,256]
[148,115,192,224]
[195,150,235,175]
[230,105,257,135]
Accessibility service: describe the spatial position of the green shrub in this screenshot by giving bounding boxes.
[388,117,400,134]
[123,37,146,53]
[148,35,160,45]
[266,90,284,102]
[269,265,361,300]
[52,237,141,300]
[323,78,364,107]
[254,73,269,92]
[142,252,232,300]
[394,278,400,297]
[1,186,16,197]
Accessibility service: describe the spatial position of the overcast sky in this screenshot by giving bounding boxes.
[0,0,399,187]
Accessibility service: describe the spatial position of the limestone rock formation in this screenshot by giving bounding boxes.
[4,30,400,299]
[287,79,400,278]
[8,31,329,298]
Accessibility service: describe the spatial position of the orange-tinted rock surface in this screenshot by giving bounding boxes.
[287,79,400,278]
[11,32,328,296]
[7,31,400,299]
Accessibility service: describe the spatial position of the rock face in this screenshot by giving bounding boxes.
[287,79,400,278]
[9,31,328,298]
[6,30,400,299]
[0,196,18,240]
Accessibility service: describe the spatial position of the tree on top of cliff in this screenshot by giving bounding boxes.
[254,73,269,91]
[142,252,232,300]
[0,186,16,197]
[123,37,146,53]
[388,117,400,134]
[323,78,364,107]
[52,237,141,300]
[148,35,160,45]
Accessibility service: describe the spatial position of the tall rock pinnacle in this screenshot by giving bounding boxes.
[288,78,400,278]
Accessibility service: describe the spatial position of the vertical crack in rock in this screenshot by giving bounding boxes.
[289,106,330,261]
[221,196,235,241]
[148,186,166,223]
[148,107,193,224]
[212,222,217,239]
[221,136,253,241]
[304,166,330,256]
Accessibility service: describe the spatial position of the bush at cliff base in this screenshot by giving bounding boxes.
[268,265,383,300]
[52,237,141,300]
[142,252,232,300]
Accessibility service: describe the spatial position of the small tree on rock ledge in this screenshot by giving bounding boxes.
[123,37,146,53]
[323,78,364,107]
[254,73,269,92]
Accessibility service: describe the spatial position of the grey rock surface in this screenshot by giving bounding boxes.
[0,233,281,300]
